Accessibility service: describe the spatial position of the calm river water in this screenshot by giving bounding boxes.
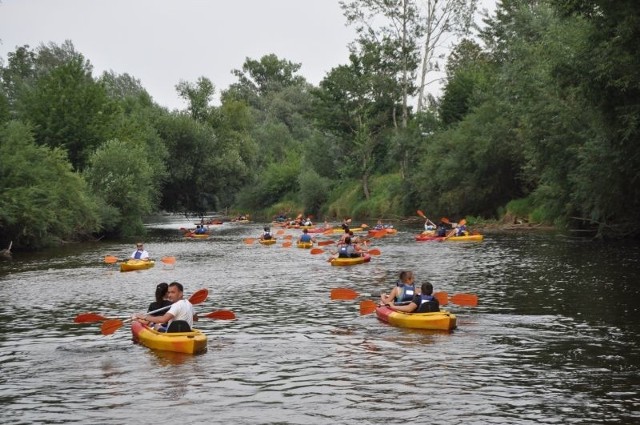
[0,217,639,424]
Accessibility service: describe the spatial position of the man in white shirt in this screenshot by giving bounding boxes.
[135,282,196,331]
[131,242,150,260]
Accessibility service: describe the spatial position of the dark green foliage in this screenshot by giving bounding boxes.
[0,121,100,249]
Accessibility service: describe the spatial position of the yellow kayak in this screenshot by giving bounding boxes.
[330,254,371,266]
[296,241,313,249]
[259,239,277,245]
[131,321,207,354]
[120,259,155,272]
[444,234,484,242]
[375,305,457,331]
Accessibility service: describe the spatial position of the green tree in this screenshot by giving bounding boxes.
[0,121,100,249]
[84,138,159,236]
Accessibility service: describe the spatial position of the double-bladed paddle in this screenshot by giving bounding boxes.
[329,287,478,315]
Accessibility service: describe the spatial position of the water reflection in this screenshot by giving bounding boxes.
[0,219,639,423]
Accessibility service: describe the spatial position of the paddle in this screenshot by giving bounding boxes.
[203,310,235,320]
[282,241,292,248]
[330,288,478,307]
[76,288,210,324]
[317,240,334,246]
[244,238,255,244]
[417,210,437,229]
[104,255,156,264]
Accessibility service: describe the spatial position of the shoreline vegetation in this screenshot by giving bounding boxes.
[2,3,639,251]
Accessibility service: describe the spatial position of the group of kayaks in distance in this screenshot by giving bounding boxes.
[93,211,480,355]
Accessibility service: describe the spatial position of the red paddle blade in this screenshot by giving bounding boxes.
[330,288,359,300]
[244,238,255,244]
[161,256,176,265]
[310,248,325,255]
[188,288,209,305]
[459,219,467,226]
[367,248,381,256]
[317,240,334,246]
[282,241,292,248]
[104,255,118,264]
[433,291,449,306]
[101,319,124,335]
[204,310,235,320]
[417,210,426,218]
[74,313,108,323]
[284,234,293,240]
[450,293,478,307]
[276,229,285,235]
[441,217,450,224]
[359,300,377,315]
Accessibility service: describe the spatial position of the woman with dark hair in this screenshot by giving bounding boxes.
[148,282,172,316]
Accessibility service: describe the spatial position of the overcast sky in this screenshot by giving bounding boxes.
[0,0,357,110]
[0,0,495,111]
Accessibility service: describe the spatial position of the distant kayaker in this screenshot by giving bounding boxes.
[134,281,196,332]
[380,271,416,305]
[298,228,313,243]
[131,242,150,260]
[384,282,440,313]
[334,237,362,259]
[261,226,273,240]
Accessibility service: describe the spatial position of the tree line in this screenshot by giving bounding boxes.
[1,0,638,250]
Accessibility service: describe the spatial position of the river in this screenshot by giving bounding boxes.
[0,217,639,424]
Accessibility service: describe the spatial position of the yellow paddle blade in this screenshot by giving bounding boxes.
[330,288,359,300]
[359,300,377,315]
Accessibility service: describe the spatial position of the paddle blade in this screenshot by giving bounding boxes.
[433,291,449,306]
[188,288,209,305]
[330,288,359,300]
[282,241,292,248]
[276,229,285,235]
[366,248,381,256]
[450,293,478,307]
[284,234,293,240]
[417,210,426,218]
[74,313,107,323]
[204,310,235,320]
[323,229,334,235]
[360,300,377,315]
[101,319,124,335]
[317,240,334,246]
[244,238,255,244]
[310,248,325,255]
[161,256,176,265]
[361,223,369,229]
[441,217,450,224]
[104,255,119,264]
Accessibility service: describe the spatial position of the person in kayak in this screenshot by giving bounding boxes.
[148,282,172,315]
[139,282,174,330]
[380,271,416,305]
[384,282,440,313]
[134,281,196,332]
[298,228,313,243]
[260,226,273,240]
[334,236,363,259]
[131,242,149,260]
